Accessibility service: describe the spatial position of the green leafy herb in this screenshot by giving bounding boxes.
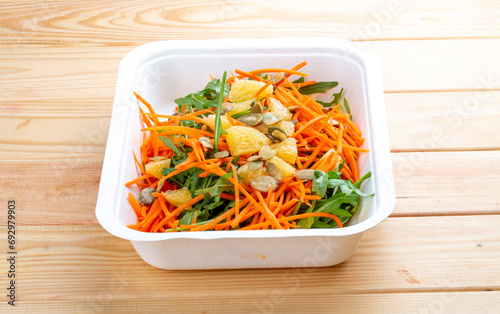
[174,78,230,112]
[317,88,344,108]
[179,208,200,225]
[354,171,372,189]
[292,76,305,84]
[342,97,352,120]
[214,71,228,151]
[158,136,188,166]
[311,170,329,198]
[298,81,339,95]
[315,193,358,217]
[159,136,183,157]
[298,170,373,228]
[298,216,315,229]
[194,172,233,197]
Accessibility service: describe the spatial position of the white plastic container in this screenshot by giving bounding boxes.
[95,38,395,270]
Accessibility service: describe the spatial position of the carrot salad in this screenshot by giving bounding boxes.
[126,61,372,232]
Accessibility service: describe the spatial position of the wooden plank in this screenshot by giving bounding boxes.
[1,0,499,46]
[4,292,500,313]
[1,116,109,157]
[1,151,498,226]
[1,40,500,102]
[392,151,500,216]
[370,39,500,92]
[386,91,500,151]
[5,216,499,302]
[0,158,103,226]
[0,47,125,102]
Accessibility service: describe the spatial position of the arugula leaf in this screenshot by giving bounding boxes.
[311,218,334,228]
[194,172,233,197]
[306,169,374,228]
[204,78,231,98]
[317,88,344,108]
[161,167,176,176]
[298,81,339,95]
[179,209,199,225]
[292,76,305,83]
[158,136,188,166]
[174,78,230,113]
[214,71,228,151]
[342,97,352,120]
[174,94,208,112]
[298,216,315,229]
[297,201,316,228]
[354,171,372,189]
[315,193,359,217]
[311,170,329,198]
[313,170,373,198]
[159,136,183,157]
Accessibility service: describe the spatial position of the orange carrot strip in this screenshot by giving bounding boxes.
[250,68,308,77]
[234,69,265,81]
[125,174,152,187]
[293,115,329,137]
[127,193,142,217]
[303,195,322,200]
[219,193,236,200]
[230,199,253,228]
[132,150,151,186]
[140,201,162,232]
[252,79,273,99]
[134,92,159,124]
[338,122,344,154]
[240,212,343,230]
[301,141,325,169]
[277,199,299,216]
[255,191,282,230]
[293,81,316,88]
[282,212,343,228]
[291,61,307,71]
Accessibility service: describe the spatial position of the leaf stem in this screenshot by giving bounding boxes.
[214,71,227,151]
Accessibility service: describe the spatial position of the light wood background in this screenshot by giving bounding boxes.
[1,0,499,313]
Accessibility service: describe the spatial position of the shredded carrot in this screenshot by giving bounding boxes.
[126,61,369,233]
[127,193,142,217]
[252,79,273,99]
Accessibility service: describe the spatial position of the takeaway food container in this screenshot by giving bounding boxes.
[96,38,395,269]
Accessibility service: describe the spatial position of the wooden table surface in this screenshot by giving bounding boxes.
[1,1,500,313]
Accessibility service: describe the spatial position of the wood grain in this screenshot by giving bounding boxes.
[2,1,500,311]
[2,40,500,103]
[5,216,499,302]
[386,91,500,151]
[5,292,500,313]
[1,0,499,46]
[0,158,103,226]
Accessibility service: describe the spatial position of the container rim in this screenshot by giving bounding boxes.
[96,37,395,242]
